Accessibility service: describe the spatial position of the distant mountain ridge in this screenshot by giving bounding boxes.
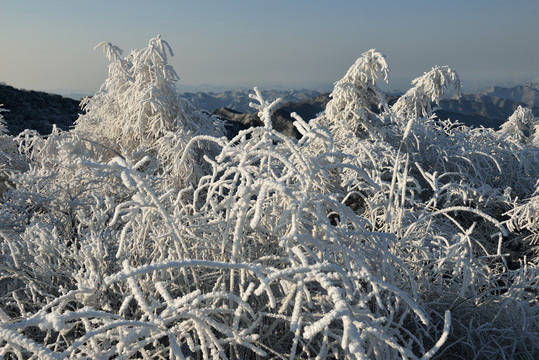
[184,85,539,131]
[438,93,539,128]
[180,89,322,114]
[481,83,539,107]
[2,82,539,138]
[212,93,331,138]
[439,82,539,126]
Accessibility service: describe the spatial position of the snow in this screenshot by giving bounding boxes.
[0,36,537,359]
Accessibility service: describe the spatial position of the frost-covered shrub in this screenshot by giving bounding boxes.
[324,49,390,138]
[76,36,226,186]
[0,106,28,194]
[0,39,538,359]
[392,66,460,121]
[314,50,539,359]
[0,106,7,135]
[506,179,539,262]
[0,128,130,317]
[0,90,450,359]
[498,105,539,145]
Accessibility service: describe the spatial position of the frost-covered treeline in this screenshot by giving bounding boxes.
[0,37,538,359]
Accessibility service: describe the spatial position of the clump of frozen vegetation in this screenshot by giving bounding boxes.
[0,36,538,359]
[0,107,27,194]
[75,35,226,187]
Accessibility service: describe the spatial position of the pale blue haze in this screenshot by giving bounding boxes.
[1,0,538,94]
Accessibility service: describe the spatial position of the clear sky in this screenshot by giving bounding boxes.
[1,0,538,95]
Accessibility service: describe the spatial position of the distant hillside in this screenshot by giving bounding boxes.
[180,89,322,113]
[433,109,502,129]
[211,90,525,135]
[213,93,331,138]
[205,87,539,132]
[0,84,83,135]
[434,83,539,128]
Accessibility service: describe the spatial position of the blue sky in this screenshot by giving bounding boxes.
[1,0,538,94]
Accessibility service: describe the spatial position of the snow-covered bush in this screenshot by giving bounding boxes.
[0,106,28,194]
[0,38,538,359]
[0,92,441,359]
[324,49,390,138]
[498,105,539,145]
[76,35,226,186]
[0,106,7,135]
[315,50,539,358]
[392,65,460,121]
